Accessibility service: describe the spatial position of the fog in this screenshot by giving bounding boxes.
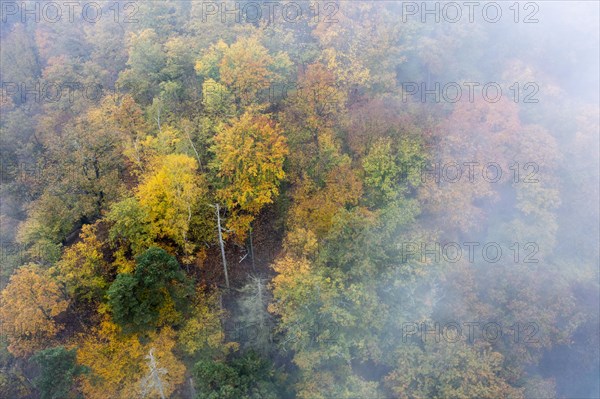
[0,1,598,398]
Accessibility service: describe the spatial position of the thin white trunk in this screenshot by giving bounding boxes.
[149,350,166,399]
[215,203,229,288]
[249,226,256,272]
[184,126,203,170]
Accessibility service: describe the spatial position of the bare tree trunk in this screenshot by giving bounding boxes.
[215,204,229,288]
[183,125,203,171]
[149,350,166,399]
[257,277,264,332]
[249,225,256,272]
[141,348,167,399]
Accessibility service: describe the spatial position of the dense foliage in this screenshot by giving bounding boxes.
[0,1,598,398]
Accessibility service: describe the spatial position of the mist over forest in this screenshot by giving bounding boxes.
[0,1,598,398]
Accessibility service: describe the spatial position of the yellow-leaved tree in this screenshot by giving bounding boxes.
[0,265,70,357]
[178,288,238,357]
[53,223,112,303]
[77,320,185,399]
[195,35,291,108]
[136,154,208,262]
[211,111,288,240]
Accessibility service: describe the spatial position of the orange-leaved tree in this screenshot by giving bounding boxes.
[0,265,70,357]
[211,111,288,241]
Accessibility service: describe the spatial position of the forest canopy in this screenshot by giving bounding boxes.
[0,1,598,398]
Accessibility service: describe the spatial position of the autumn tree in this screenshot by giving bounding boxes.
[0,265,69,357]
[384,340,524,399]
[108,153,213,266]
[269,253,382,398]
[311,3,409,93]
[211,111,288,240]
[270,200,428,398]
[418,97,521,236]
[118,29,167,104]
[15,194,72,265]
[136,154,210,260]
[17,97,128,264]
[53,223,112,303]
[178,289,235,358]
[106,197,155,258]
[287,158,363,239]
[196,35,292,108]
[76,320,145,399]
[362,136,427,206]
[281,63,347,182]
[202,78,235,117]
[77,321,185,399]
